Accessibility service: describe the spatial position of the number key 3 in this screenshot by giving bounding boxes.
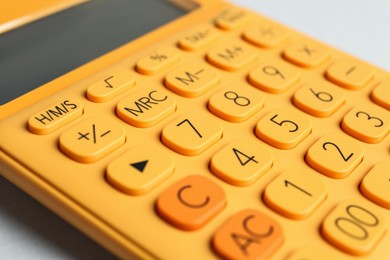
[341,104,390,143]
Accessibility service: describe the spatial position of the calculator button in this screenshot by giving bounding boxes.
[28,99,83,135]
[283,42,330,68]
[136,46,180,75]
[106,144,174,195]
[179,25,220,51]
[264,167,327,219]
[156,175,226,231]
[59,117,125,163]
[341,104,390,143]
[255,108,312,149]
[165,62,220,97]
[207,40,257,71]
[116,89,176,128]
[326,59,374,90]
[321,199,387,256]
[371,79,390,110]
[161,112,222,156]
[360,160,390,209]
[243,21,289,48]
[215,8,252,30]
[208,87,264,122]
[86,69,135,103]
[286,247,339,260]
[306,133,364,178]
[210,140,273,186]
[249,61,299,93]
[212,209,283,260]
[293,81,345,117]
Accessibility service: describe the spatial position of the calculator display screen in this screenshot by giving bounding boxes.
[0,0,191,105]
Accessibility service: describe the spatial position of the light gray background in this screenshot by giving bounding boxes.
[0,0,389,259]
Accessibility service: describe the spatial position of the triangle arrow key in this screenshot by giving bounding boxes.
[130,160,149,173]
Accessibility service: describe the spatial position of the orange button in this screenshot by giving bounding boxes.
[264,167,327,219]
[360,160,390,209]
[210,139,273,186]
[255,108,312,149]
[341,104,390,143]
[249,61,299,93]
[371,79,390,110]
[207,40,257,71]
[243,20,289,48]
[59,117,126,163]
[86,69,135,103]
[212,209,283,260]
[306,133,364,178]
[136,46,180,75]
[156,175,226,231]
[208,87,264,123]
[161,112,222,156]
[215,8,252,30]
[28,99,83,135]
[326,59,373,90]
[322,199,387,256]
[106,144,174,195]
[116,89,176,128]
[179,25,220,51]
[293,81,345,118]
[165,62,220,97]
[283,41,330,68]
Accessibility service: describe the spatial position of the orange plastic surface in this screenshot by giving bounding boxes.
[0,1,390,259]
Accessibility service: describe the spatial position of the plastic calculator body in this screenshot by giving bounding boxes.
[1,0,390,259]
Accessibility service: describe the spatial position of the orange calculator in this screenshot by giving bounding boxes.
[1,0,390,259]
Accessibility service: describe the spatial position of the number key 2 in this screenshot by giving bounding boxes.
[306,133,364,178]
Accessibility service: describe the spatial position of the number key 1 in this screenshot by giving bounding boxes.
[263,167,327,219]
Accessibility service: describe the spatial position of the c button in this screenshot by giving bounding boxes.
[156,175,226,231]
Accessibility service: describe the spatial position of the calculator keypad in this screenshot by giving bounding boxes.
[2,4,389,260]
